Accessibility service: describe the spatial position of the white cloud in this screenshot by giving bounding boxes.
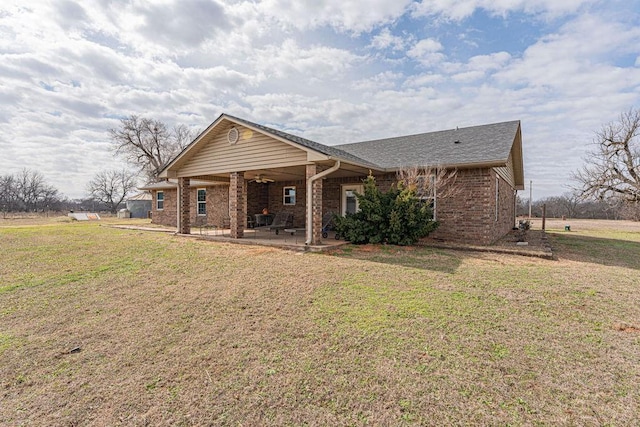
[412,0,598,21]
[369,28,406,51]
[496,13,640,97]
[467,51,512,72]
[252,39,362,80]
[403,73,446,87]
[352,71,404,92]
[407,38,446,66]
[255,0,413,33]
[134,0,231,49]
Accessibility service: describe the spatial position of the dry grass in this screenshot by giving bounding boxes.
[1,217,639,426]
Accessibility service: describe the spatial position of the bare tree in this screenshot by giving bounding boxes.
[87,169,138,213]
[396,165,460,199]
[110,115,194,182]
[0,174,19,214]
[573,108,640,209]
[558,192,581,218]
[0,169,62,213]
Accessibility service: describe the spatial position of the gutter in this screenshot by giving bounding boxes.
[305,161,341,245]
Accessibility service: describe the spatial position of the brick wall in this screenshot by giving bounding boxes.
[321,173,394,216]
[152,168,516,245]
[229,172,245,238]
[150,185,232,228]
[427,168,516,245]
[179,178,191,234]
[151,189,177,227]
[267,180,307,228]
[189,185,230,227]
[307,164,323,244]
[247,181,269,218]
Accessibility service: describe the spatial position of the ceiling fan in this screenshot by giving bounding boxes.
[249,174,275,184]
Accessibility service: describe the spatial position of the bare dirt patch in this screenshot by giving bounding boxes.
[613,322,640,333]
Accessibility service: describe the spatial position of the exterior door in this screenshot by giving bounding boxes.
[341,184,364,216]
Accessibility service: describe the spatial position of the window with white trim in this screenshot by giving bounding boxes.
[197,188,206,215]
[283,186,296,205]
[156,191,164,211]
[341,184,364,215]
[416,175,436,220]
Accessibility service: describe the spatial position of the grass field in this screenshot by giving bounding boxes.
[1,217,639,426]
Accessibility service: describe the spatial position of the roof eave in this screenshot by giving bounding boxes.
[138,182,178,191]
[384,159,509,172]
[326,156,384,172]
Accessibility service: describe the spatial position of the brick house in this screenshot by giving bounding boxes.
[140,113,524,245]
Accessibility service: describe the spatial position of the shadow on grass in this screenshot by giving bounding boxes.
[548,231,640,270]
[325,244,463,274]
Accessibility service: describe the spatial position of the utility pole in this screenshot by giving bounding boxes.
[528,180,532,219]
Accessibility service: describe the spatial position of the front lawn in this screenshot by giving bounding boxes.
[1,218,638,425]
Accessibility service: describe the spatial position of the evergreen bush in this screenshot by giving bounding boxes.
[334,174,438,245]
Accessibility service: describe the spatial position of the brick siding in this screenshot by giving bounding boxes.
[151,189,177,227]
[229,172,245,238]
[427,168,516,245]
[151,167,516,245]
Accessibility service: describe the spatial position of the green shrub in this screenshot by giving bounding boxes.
[334,174,438,246]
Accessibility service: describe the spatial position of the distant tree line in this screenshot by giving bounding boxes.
[0,168,120,216]
[0,169,63,214]
[517,193,639,220]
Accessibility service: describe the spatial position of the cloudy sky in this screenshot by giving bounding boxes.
[1,0,639,200]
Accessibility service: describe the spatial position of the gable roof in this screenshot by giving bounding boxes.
[159,113,523,188]
[223,114,522,170]
[222,114,380,169]
[334,120,521,169]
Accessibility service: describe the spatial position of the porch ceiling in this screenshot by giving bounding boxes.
[184,162,378,184]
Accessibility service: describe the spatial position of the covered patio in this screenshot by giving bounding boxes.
[191,226,348,252]
[157,114,378,246]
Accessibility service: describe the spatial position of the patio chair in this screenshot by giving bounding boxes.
[255,212,293,235]
[194,216,217,235]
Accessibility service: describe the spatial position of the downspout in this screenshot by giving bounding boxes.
[306,161,341,245]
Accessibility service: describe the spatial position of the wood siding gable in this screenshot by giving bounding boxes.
[177,122,309,177]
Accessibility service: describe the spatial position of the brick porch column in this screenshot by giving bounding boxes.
[229,172,245,238]
[306,164,323,244]
[179,177,190,234]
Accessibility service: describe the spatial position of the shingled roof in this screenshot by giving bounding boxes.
[334,120,521,169]
[224,114,520,170]
[160,113,522,182]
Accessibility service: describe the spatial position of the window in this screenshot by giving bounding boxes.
[283,186,296,205]
[197,188,206,215]
[341,184,364,215]
[416,175,436,220]
[156,191,164,211]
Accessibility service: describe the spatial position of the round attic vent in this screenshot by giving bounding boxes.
[227,127,239,144]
